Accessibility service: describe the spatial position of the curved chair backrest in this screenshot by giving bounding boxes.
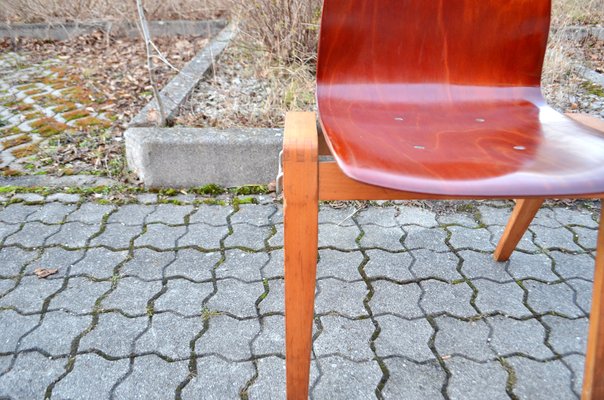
[317,0,552,90]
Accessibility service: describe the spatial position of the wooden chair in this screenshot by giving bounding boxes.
[282,1,604,399]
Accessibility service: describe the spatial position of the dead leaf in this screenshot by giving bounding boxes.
[34,268,58,279]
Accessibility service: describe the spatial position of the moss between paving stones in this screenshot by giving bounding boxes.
[30,117,70,137]
[74,116,110,128]
[2,134,32,150]
[12,143,40,158]
[62,109,91,121]
[52,102,77,113]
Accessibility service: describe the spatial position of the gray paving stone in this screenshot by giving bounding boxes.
[0,355,11,374]
[531,226,583,252]
[524,281,584,317]
[0,352,65,399]
[446,357,508,400]
[136,193,158,204]
[396,206,438,227]
[532,207,562,228]
[488,316,552,359]
[224,223,271,250]
[107,204,155,225]
[270,204,283,224]
[26,202,76,224]
[0,204,38,223]
[252,315,284,356]
[572,226,598,250]
[13,193,44,203]
[45,222,101,248]
[4,221,60,247]
[66,203,114,224]
[102,277,162,316]
[553,207,598,228]
[370,281,423,318]
[207,278,265,318]
[189,204,232,226]
[359,224,404,250]
[178,223,229,249]
[364,249,414,281]
[318,224,360,250]
[375,315,434,361]
[53,354,130,399]
[196,315,260,360]
[20,310,91,356]
[47,193,80,203]
[315,278,367,317]
[70,248,128,279]
[249,357,319,400]
[49,277,111,314]
[155,279,214,317]
[542,316,589,355]
[438,211,481,228]
[259,278,284,314]
[313,356,382,399]
[459,250,512,282]
[269,223,283,247]
[383,358,445,399]
[230,204,275,226]
[0,278,15,296]
[478,205,512,226]
[121,248,175,281]
[563,354,585,396]
[448,226,495,251]
[0,275,63,313]
[411,249,462,281]
[262,249,284,279]
[164,249,220,281]
[507,252,559,282]
[404,226,449,252]
[435,316,492,361]
[146,204,193,225]
[25,247,84,279]
[507,357,576,400]
[135,223,186,250]
[136,313,202,359]
[112,355,188,399]
[420,280,476,318]
[0,310,39,352]
[0,247,37,277]
[566,279,592,313]
[488,225,539,253]
[553,252,595,281]
[90,223,142,249]
[79,312,147,357]
[318,249,364,281]
[183,356,255,400]
[319,206,357,226]
[356,206,398,227]
[0,222,21,243]
[216,249,267,281]
[473,280,531,317]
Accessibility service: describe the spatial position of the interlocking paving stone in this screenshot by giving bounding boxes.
[375,315,434,361]
[0,275,63,313]
[0,204,38,223]
[4,221,61,247]
[313,356,382,399]
[0,355,11,374]
[530,226,583,252]
[196,315,260,360]
[0,310,39,352]
[224,223,271,250]
[47,193,80,203]
[78,312,147,357]
[24,247,84,279]
[0,247,37,277]
[252,315,284,356]
[370,281,423,318]
[134,224,187,250]
[13,193,44,203]
[262,249,284,279]
[572,226,598,250]
[459,250,512,282]
[420,280,476,318]
[26,202,76,224]
[552,252,595,281]
[268,223,283,247]
[318,224,360,250]
[136,313,202,359]
[364,249,414,281]
[0,352,65,399]
[146,204,193,225]
[121,248,175,281]
[20,310,91,356]
[155,279,214,317]
[49,277,111,314]
[248,356,319,400]
[164,249,220,281]
[90,223,142,249]
[0,279,15,296]
[259,278,284,314]
[541,316,589,355]
[230,204,275,226]
[0,222,21,244]
[507,357,576,400]
[317,249,364,281]
[315,278,368,317]
[188,204,232,225]
[488,225,539,253]
[107,204,155,226]
[182,356,255,399]
[473,280,532,317]
[553,207,598,228]
[101,277,162,316]
[532,207,562,228]
[207,278,265,318]
[356,206,398,227]
[66,203,114,224]
[383,358,445,399]
[396,206,438,227]
[178,223,229,249]
[410,249,462,282]
[216,249,267,281]
[524,281,585,317]
[112,355,188,399]
[69,248,127,279]
[506,252,559,282]
[404,226,449,252]
[488,316,552,359]
[435,316,492,361]
[52,354,130,399]
[45,221,100,248]
[318,206,357,226]
[565,279,593,313]
[446,357,508,400]
[438,212,481,228]
[448,226,495,251]
[314,316,374,360]
[563,354,585,396]
[360,224,405,250]
[478,205,512,226]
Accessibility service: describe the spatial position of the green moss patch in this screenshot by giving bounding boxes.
[24,88,44,96]
[30,93,59,107]
[31,118,70,137]
[53,102,77,113]
[74,116,111,128]
[581,81,604,97]
[12,143,39,159]
[2,134,32,150]
[16,104,34,112]
[24,111,46,121]
[63,109,91,121]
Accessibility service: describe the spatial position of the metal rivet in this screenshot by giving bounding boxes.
[414,145,425,150]
[514,146,526,151]
[475,118,486,123]
[394,117,404,121]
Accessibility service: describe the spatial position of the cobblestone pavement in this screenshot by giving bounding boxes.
[0,195,600,399]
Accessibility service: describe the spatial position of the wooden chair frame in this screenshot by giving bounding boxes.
[283,111,604,400]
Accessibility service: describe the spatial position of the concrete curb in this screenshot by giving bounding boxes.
[0,19,227,41]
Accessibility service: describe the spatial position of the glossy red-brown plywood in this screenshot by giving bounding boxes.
[316,0,604,197]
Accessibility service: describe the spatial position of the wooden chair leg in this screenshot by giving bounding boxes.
[493,198,544,261]
[583,204,604,400]
[283,112,319,400]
